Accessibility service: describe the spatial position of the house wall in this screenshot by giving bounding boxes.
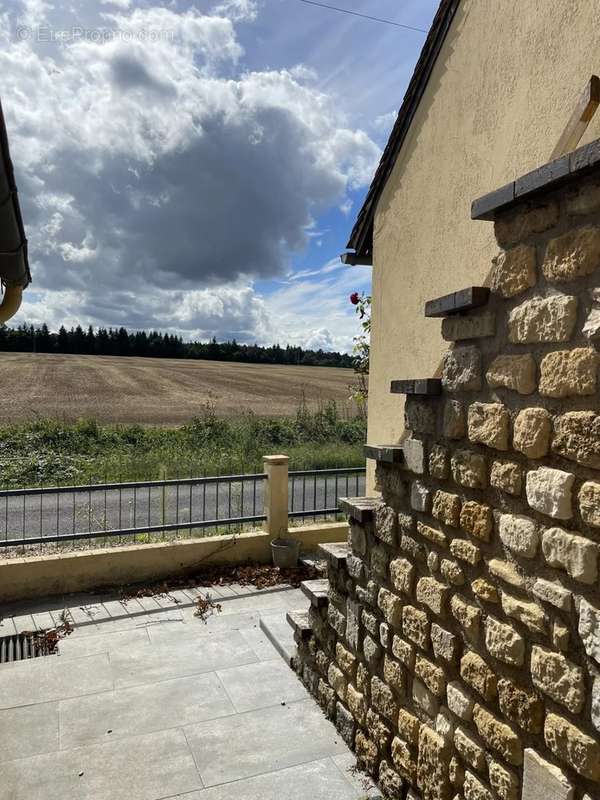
[368,0,600,491]
[293,165,600,798]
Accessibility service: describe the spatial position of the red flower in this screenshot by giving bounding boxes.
[350,292,360,305]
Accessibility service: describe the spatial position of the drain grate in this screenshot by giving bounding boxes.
[0,631,59,664]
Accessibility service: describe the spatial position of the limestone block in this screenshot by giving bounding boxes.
[579,481,600,527]
[593,675,600,733]
[335,642,356,675]
[428,550,440,572]
[486,353,536,394]
[552,619,570,652]
[315,650,330,678]
[490,460,522,495]
[374,502,397,546]
[416,725,452,800]
[390,557,415,596]
[371,543,389,577]
[404,437,426,475]
[460,501,492,541]
[544,713,600,781]
[497,513,539,557]
[451,595,481,639]
[402,605,430,650]
[384,654,405,696]
[417,576,451,616]
[578,597,600,664]
[442,312,496,342]
[367,708,392,753]
[463,771,493,800]
[443,400,466,439]
[521,749,574,800]
[442,346,482,392]
[491,244,536,298]
[380,622,390,649]
[554,412,600,473]
[487,558,525,588]
[432,490,461,527]
[398,708,421,745]
[355,731,379,775]
[530,645,585,713]
[327,605,346,637]
[417,521,447,546]
[430,444,450,479]
[411,480,431,513]
[398,510,417,534]
[472,704,522,766]
[371,676,398,721]
[431,624,458,663]
[495,201,558,246]
[488,760,519,800]
[484,617,525,666]
[391,736,417,782]
[349,521,367,556]
[346,553,366,582]
[362,609,378,637]
[583,286,600,339]
[451,449,487,489]
[401,532,427,562]
[531,578,572,611]
[447,681,474,721]
[378,587,403,628]
[467,402,510,451]
[405,397,437,434]
[318,678,336,716]
[448,756,464,790]
[566,179,600,214]
[460,651,497,701]
[454,728,485,772]
[435,708,454,742]
[539,347,598,397]
[497,678,544,734]
[415,654,446,697]
[449,538,481,565]
[412,677,439,718]
[379,760,403,798]
[392,636,415,669]
[526,467,574,519]
[440,558,465,586]
[508,295,577,343]
[501,593,547,634]
[363,634,382,670]
[541,526,598,583]
[328,663,346,701]
[356,663,369,694]
[346,684,366,725]
[542,225,600,282]
[471,578,499,603]
[376,462,408,499]
[335,702,355,747]
[513,407,552,458]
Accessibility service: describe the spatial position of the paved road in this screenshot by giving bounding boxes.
[0,473,365,545]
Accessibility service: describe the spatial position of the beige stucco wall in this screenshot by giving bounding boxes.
[367,0,600,491]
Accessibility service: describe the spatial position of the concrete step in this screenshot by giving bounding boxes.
[299,553,327,576]
[300,579,329,609]
[363,444,404,464]
[339,496,380,523]
[285,610,313,643]
[318,542,349,570]
[424,286,490,317]
[259,612,298,666]
[390,378,442,396]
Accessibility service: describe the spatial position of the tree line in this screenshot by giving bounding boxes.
[0,324,354,368]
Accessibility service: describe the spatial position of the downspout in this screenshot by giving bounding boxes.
[0,97,31,323]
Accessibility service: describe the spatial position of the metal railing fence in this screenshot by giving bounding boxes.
[0,465,366,549]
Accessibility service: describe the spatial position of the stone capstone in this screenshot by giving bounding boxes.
[491,244,536,298]
[542,225,600,282]
[513,407,552,458]
[521,748,574,800]
[508,295,577,343]
[467,402,510,450]
[486,354,536,394]
[442,346,482,392]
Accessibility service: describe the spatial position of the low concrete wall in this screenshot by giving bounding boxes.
[0,522,347,603]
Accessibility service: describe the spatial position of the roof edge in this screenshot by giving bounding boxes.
[347,0,460,257]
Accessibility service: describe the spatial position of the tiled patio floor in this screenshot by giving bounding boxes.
[0,584,379,800]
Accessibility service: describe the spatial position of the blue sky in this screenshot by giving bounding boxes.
[3,0,438,352]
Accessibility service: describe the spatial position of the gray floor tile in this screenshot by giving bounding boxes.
[184,699,347,787]
[11,614,36,634]
[73,609,184,637]
[238,623,280,661]
[57,626,151,658]
[150,611,259,642]
[196,758,366,800]
[332,753,382,798]
[110,629,258,688]
[60,672,235,748]
[0,653,113,709]
[0,701,59,763]
[0,727,202,800]
[217,659,307,712]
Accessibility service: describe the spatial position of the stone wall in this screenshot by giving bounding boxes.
[291,151,600,800]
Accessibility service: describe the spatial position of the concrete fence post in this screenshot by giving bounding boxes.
[263,454,289,540]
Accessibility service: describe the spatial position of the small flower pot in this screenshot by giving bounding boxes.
[271,537,301,569]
